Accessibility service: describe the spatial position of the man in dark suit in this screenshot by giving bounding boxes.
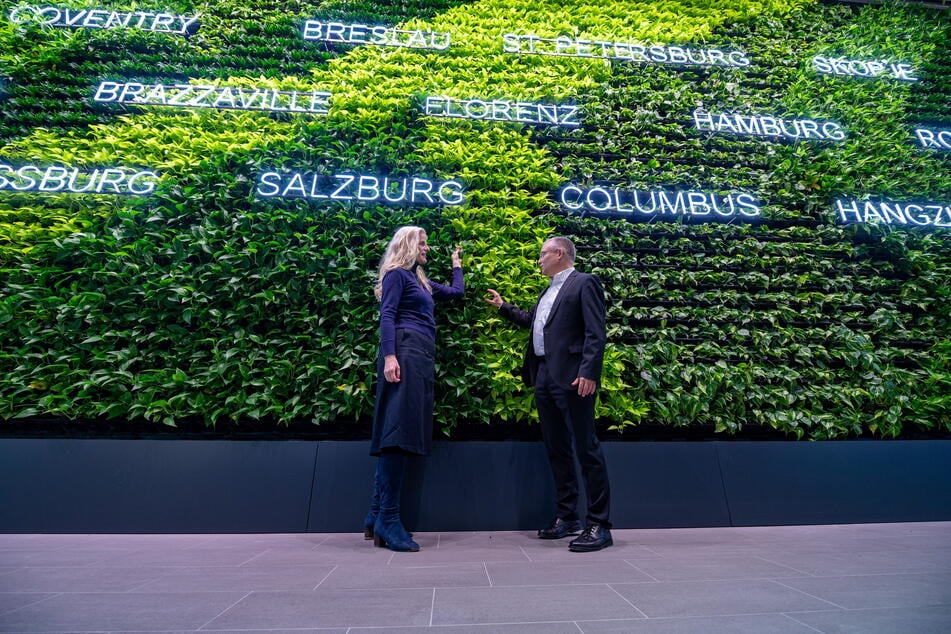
[486,236,612,552]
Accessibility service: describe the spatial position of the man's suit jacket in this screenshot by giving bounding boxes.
[499,270,606,388]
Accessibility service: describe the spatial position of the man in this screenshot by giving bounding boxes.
[486,236,612,552]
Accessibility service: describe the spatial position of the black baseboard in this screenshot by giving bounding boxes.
[1,439,949,533]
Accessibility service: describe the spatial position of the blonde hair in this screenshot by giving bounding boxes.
[374,226,432,300]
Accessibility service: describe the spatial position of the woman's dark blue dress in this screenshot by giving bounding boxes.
[370,266,463,456]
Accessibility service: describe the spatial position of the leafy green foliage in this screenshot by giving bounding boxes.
[0,0,948,439]
[546,2,950,438]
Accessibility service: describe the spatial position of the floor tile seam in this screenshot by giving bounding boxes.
[624,531,660,557]
[113,585,460,594]
[428,587,436,627]
[429,617,612,627]
[623,554,809,575]
[0,631,112,634]
[443,580,656,590]
[0,590,64,617]
[628,609,831,624]
[570,612,839,626]
[778,613,826,633]
[387,564,490,571]
[517,545,533,562]
[482,561,493,587]
[125,630,322,634]
[382,558,538,565]
[627,572,817,583]
[11,563,245,571]
[785,604,951,615]
[413,534,550,551]
[484,560,668,569]
[802,599,951,611]
[750,554,818,576]
[138,563,341,570]
[195,589,253,631]
[314,580,712,592]
[774,570,951,581]
[237,549,275,566]
[312,564,338,590]
[747,544,940,552]
[639,608,841,620]
[580,612,823,622]
[751,555,821,576]
[11,589,261,597]
[318,583,490,591]
[27,571,946,592]
[600,576,828,588]
[768,579,849,610]
[580,609,847,623]
[65,564,336,581]
[622,559,662,582]
[605,581,650,619]
[308,575,868,592]
[59,562,254,570]
[123,576,168,593]
[306,534,333,549]
[781,606,907,616]
[628,558,820,571]
[55,580,722,593]
[573,616,654,624]
[484,557,666,568]
[772,554,951,565]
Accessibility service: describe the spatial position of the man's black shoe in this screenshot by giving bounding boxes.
[568,524,613,552]
[537,518,582,539]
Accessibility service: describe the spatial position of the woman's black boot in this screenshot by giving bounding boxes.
[363,462,381,540]
[372,452,419,552]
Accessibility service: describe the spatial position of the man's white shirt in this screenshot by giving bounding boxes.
[532,267,574,356]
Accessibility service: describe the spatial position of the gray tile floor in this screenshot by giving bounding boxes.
[1,522,949,633]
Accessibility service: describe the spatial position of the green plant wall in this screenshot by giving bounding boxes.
[0,0,948,439]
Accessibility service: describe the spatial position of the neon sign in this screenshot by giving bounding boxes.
[256,172,465,206]
[424,96,579,127]
[836,199,951,227]
[559,185,760,221]
[694,110,846,141]
[814,56,917,81]
[93,82,331,114]
[915,128,951,151]
[303,21,450,50]
[8,5,199,35]
[0,163,158,195]
[502,34,749,68]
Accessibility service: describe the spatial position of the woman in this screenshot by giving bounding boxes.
[363,226,463,552]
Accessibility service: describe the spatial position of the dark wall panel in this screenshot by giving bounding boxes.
[2,439,950,533]
[306,441,376,533]
[403,441,556,532]
[606,443,732,529]
[718,441,951,526]
[308,441,556,532]
[0,439,317,533]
